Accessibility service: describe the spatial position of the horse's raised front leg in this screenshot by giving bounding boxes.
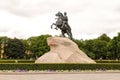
[51,23,55,29]
[51,23,58,30]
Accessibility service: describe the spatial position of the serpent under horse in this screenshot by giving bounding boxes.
[51,12,73,39]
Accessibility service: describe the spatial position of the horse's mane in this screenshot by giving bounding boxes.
[59,12,64,19]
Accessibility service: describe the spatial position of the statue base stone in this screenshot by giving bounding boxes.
[35,37,96,63]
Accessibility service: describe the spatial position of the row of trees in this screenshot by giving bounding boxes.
[0,34,51,59]
[74,33,120,60]
[0,33,120,60]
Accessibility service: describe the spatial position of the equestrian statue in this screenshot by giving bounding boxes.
[51,11,73,40]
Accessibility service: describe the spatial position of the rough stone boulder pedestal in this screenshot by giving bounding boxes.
[35,37,96,63]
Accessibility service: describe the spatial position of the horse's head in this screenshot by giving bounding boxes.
[55,12,63,18]
[55,12,60,17]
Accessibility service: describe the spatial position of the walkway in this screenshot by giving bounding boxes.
[0,72,120,80]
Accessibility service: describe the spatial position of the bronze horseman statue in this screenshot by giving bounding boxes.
[51,12,73,39]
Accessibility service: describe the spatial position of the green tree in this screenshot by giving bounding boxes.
[83,34,110,59]
[93,39,108,59]
[108,33,120,60]
[98,33,111,42]
[27,34,51,59]
[73,39,85,51]
[83,39,96,59]
[0,36,8,42]
[21,39,31,59]
[5,38,26,59]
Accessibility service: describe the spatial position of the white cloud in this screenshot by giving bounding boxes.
[0,0,120,39]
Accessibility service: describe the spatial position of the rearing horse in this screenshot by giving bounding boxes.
[51,12,73,39]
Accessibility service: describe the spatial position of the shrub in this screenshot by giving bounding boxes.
[0,60,35,63]
[96,60,120,63]
[0,63,120,70]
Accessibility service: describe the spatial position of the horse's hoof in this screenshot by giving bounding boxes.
[55,28,58,30]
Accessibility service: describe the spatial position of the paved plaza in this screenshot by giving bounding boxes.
[0,72,120,80]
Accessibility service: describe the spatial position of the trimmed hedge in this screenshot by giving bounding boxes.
[0,60,35,63]
[0,63,120,70]
[1,60,120,63]
[96,60,120,63]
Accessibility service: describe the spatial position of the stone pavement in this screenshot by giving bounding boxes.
[0,72,120,80]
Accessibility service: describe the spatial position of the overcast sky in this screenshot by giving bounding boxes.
[0,0,120,39]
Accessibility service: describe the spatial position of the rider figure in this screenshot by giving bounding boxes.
[63,12,68,23]
[62,12,71,31]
